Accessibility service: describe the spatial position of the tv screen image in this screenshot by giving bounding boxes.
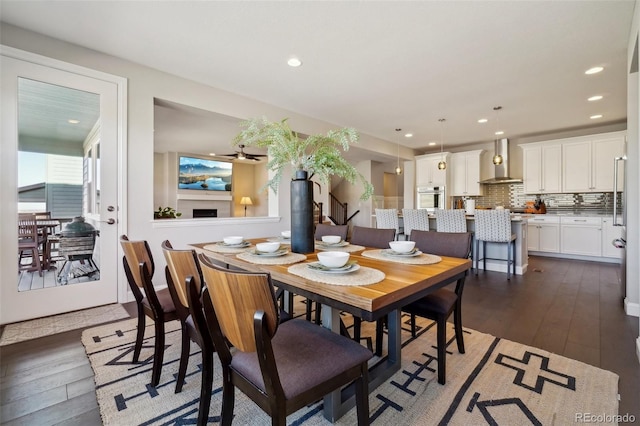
[179,156,232,191]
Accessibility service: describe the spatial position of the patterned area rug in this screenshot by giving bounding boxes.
[0,304,130,346]
[82,313,619,425]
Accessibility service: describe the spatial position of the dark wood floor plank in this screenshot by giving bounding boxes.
[1,385,68,423]
[66,376,97,399]
[2,391,98,426]
[51,407,101,426]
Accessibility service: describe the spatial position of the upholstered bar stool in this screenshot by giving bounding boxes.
[473,210,516,279]
[402,208,430,240]
[375,208,401,240]
[435,209,467,233]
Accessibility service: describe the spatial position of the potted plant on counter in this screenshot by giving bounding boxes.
[233,117,373,253]
[154,206,182,219]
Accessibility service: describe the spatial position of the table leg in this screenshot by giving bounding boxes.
[321,304,343,421]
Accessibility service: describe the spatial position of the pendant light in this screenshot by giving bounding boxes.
[395,128,402,175]
[437,118,447,170]
[492,106,504,165]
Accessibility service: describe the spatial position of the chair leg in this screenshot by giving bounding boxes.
[507,241,512,280]
[474,239,479,275]
[220,375,235,426]
[133,311,145,363]
[151,319,165,387]
[482,241,487,271]
[410,314,417,338]
[353,316,362,341]
[453,303,465,354]
[175,324,190,393]
[355,364,370,426]
[375,317,386,356]
[436,315,447,385]
[305,299,312,322]
[314,302,322,325]
[512,241,516,276]
[197,350,214,426]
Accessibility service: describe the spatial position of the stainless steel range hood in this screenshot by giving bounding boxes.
[479,138,523,184]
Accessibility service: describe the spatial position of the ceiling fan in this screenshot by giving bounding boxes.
[218,144,267,161]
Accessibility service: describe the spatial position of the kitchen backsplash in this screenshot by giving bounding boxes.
[462,183,621,212]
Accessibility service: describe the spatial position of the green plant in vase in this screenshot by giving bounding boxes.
[233,117,373,253]
[154,206,182,219]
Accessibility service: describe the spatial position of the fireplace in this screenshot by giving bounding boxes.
[193,209,218,218]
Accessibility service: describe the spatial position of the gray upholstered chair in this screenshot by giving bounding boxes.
[351,225,396,249]
[374,208,401,240]
[402,209,430,240]
[403,230,472,385]
[314,223,348,241]
[198,254,372,425]
[435,209,467,233]
[474,210,516,279]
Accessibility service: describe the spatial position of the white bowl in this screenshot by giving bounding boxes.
[281,230,291,239]
[256,242,280,253]
[321,235,342,244]
[317,251,350,268]
[223,236,244,245]
[389,241,416,253]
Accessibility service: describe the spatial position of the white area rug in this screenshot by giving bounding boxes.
[82,315,619,425]
[0,304,130,346]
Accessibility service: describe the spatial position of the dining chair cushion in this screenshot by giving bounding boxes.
[403,288,457,315]
[410,230,472,259]
[230,319,372,399]
[350,226,396,249]
[314,223,348,241]
[142,287,176,313]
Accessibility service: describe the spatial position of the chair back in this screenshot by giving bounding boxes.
[411,230,472,259]
[314,223,348,241]
[474,210,512,242]
[120,235,154,289]
[34,212,51,220]
[18,213,39,241]
[402,209,430,237]
[161,240,203,309]
[350,226,395,249]
[374,209,400,234]
[435,209,467,233]
[198,253,279,352]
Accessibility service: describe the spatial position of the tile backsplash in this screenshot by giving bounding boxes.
[460,183,621,212]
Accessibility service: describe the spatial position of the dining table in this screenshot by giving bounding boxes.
[191,237,471,421]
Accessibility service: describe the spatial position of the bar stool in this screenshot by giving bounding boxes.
[402,209,430,240]
[435,209,467,232]
[375,208,401,240]
[474,210,516,279]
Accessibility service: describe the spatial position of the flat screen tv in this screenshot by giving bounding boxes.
[178,156,232,191]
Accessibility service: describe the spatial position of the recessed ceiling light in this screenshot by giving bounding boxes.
[585,66,604,75]
[590,114,603,119]
[209,153,216,156]
[428,142,437,146]
[495,131,504,135]
[68,119,80,124]
[287,57,302,67]
[404,133,413,138]
[588,95,603,101]
[477,118,488,123]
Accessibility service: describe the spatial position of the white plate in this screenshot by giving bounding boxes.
[250,248,288,257]
[381,249,423,257]
[316,240,349,247]
[307,262,360,274]
[217,241,251,248]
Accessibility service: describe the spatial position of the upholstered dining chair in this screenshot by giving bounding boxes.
[350,226,396,353]
[314,223,348,241]
[197,254,372,426]
[374,208,401,240]
[435,209,467,233]
[474,209,516,279]
[120,235,178,387]
[18,213,44,276]
[403,230,472,385]
[401,209,430,240]
[161,240,215,426]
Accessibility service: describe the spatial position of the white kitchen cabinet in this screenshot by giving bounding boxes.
[601,217,623,259]
[560,216,602,256]
[450,150,484,196]
[415,153,449,187]
[527,216,560,253]
[521,143,562,194]
[562,132,625,193]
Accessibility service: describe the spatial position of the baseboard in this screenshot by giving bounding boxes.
[624,298,640,317]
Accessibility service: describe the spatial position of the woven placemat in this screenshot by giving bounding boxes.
[315,243,365,253]
[236,251,306,265]
[287,262,385,286]
[203,243,252,254]
[362,249,442,265]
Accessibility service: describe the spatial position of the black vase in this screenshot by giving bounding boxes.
[290,170,315,254]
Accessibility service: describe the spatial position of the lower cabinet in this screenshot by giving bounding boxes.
[601,217,623,259]
[527,216,560,253]
[560,217,602,257]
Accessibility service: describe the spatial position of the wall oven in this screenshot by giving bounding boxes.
[416,186,446,211]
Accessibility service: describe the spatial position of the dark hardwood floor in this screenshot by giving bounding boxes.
[1,256,638,425]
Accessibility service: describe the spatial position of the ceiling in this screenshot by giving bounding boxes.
[2,1,634,159]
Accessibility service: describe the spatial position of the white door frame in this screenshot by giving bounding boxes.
[0,46,128,324]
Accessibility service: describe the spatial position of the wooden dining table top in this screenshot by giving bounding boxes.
[191,238,471,321]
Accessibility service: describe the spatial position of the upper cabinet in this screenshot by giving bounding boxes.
[562,132,625,193]
[521,142,562,194]
[415,152,449,187]
[450,150,484,196]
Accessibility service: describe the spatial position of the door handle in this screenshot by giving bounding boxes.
[101,218,116,225]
